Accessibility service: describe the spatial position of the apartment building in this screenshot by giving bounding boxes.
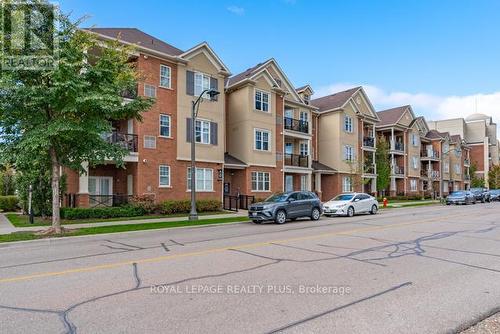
[311,87,380,200]
[224,59,317,200]
[428,113,498,186]
[64,28,230,207]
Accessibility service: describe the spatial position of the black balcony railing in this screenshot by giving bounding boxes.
[363,137,375,148]
[89,194,132,207]
[392,165,404,175]
[284,153,309,167]
[364,164,375,174]
[104,131,138,152]
[421,150,440,159]
[284,117,309,134]
[393,142,404,151]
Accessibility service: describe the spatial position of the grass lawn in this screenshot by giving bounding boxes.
[0,216,250,243]
[5,211,231,227]
[380,201,440,209]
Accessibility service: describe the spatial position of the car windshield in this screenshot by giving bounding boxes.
[451,191,465,196]
[264,193,289,203]
[332,194,354,201]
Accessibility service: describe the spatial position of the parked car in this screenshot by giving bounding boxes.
[323,193,378,217]
[489,189,500,201]
[248,191,322,224]
[470,187,491,203]
[446,191,476,205]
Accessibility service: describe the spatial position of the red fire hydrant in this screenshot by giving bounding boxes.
[383,197,388,208]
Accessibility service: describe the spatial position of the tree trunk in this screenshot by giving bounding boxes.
[49,147,61,233]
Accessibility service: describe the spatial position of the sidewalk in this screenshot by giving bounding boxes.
[0,211,248,234]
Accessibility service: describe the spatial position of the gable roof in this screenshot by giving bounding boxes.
[179,42,231,75]
[426,129,450,140]
[225,59,273,87]
[312,161,337,173]
[295,85,314,95]
[224,153,247,167]
[85,28,184,56]
[450,134,462,143]
[377,105,413,127]
[310,87,361,112]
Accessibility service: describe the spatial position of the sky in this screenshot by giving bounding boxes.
[60,0,500,129]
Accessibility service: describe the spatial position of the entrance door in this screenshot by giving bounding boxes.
[300,175,308,191]
[89,176,113,207]
[285,175,294,192]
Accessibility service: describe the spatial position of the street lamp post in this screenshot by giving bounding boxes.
[189,88,220,221]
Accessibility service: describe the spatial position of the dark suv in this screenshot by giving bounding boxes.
[248,191,322,224]
[470,187,491,203]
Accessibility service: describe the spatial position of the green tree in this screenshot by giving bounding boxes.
[0,4,153,233]
[0,164,16,196]
[376,135,391,195]
[469,163,485,188]
[488,164,500,189]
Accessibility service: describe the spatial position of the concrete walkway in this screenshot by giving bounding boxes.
[0,211,248,234]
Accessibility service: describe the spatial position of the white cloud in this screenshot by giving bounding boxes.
[315,83,500,133]
[227,5,244,15]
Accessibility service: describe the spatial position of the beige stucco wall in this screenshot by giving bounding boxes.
[449,142,462,181]
[466,122,487,144]
[407,125,421,177]
[226,75,278,167]
[177,52,225,163]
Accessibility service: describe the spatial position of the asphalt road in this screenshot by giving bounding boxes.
[0,203,499,334]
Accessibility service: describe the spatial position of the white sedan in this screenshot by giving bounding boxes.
[323,193,378,217]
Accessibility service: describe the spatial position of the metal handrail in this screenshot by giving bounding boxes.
[284,117,309,134]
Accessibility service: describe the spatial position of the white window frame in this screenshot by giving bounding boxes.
[454,163,461,174]
[159,65,171,89]
[255,89,270,112]
[299,111,308,122]
[144,84,157,98]
[412,156,419,169]
[344,115,353,133]
[187,167,213,192]
[251,171,271,192]
[444,161,450,173]
[412,133,419,146]
[254,128,271,151]
[143,135,156,149]
[195,119,210,144]
[194,72,211,99]
[159,114,171,138]
[344,145,354,162]
[342,176,353,192]
[410,179,417,191]
[300,175,308,191]
[159,165,171,187]
[300,142,309,156]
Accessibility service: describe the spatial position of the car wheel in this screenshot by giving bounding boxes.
[252,220,261,224]
[346,206,355,217]
[311,207,321,221]
[370,204,378,214]
[275,210,287,224]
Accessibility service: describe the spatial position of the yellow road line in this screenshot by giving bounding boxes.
[0,212,466,284]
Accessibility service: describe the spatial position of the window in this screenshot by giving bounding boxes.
[144,84,156,98]
[255,90,270,112]
[187,168,213,191]
[300,175,308,191]
[144,135,156,149]
[300,142,309,156]
[285,142,293,154]
[342,176,353,192]
[299,111,308,123]
[344,115,353,133]
[410,179,417,191]
[159,114,171,137]
[195,119,210,144]
[344,145,354,162]
[303,94,310,104]
[444,162,449,173]
[251,172,270,191]
[443,142,449,153]
[159,165,170,187]
[194,72,211,98]
[254,129,270,151]
[160,65,171,88]
[412,156,419,169]
[412,134,419,146]
[454,164,461,174]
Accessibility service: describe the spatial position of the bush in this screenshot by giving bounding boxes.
[0,196,18,212]
[130,195,158,214]
[60,206,145,220]
[161,199,221,215]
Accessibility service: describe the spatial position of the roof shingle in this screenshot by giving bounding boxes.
[310,87,360,112]
[376,106,410,126]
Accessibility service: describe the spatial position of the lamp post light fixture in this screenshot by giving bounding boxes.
[189,88,220,221]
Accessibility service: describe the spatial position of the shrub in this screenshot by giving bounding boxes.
[161,199,221,215]
[0,196,19,212]
[130,195,158,214]
[60,206,145,220]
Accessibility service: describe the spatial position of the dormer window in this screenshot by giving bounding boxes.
[303,94,310,105]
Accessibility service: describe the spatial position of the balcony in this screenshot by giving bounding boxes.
[284,153,309,168]
[430,170,440,180]
[464,174,471,181]
[120,85,138,100]
[464,158,470,166]
[392,165,404,176]
[103,131,138,152]
[284,117,309,134]
[421,149,440,160]
[363,137,375,148]
[390,139,404,153]
[364,163,376,174]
